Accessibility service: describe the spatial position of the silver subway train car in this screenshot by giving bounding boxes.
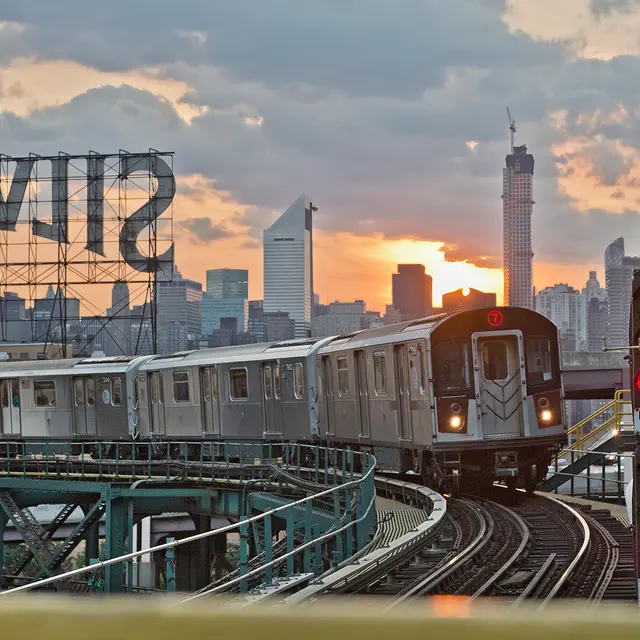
[0,307,567,494]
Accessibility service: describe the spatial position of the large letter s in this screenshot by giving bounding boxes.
[119,154,175,273]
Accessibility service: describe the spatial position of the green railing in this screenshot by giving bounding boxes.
[0,442,378,596]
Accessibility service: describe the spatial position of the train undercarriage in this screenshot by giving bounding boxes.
[0,437,562,498]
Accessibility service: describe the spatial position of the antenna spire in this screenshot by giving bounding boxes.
[506,107,515,153]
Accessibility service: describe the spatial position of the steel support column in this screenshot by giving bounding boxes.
[104,493,129,593]
[192,514,212,591]
[0,511,5,589]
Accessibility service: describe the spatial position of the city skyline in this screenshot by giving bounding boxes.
[5,3,640,311]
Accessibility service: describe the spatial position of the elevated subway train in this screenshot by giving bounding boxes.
[0,307,566,494]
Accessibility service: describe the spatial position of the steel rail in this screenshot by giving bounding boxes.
[382,498,488,610]
[469,499,530,599]
[538,495,591,607]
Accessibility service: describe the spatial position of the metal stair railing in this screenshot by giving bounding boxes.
[554,389,631,463]
[6,503,78,580]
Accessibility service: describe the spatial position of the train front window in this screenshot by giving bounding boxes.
[482,342,508,381]
[434,342,471,394]
[525,338,553,385]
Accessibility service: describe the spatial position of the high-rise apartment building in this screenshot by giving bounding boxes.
[503,144,535,308]
[263,195,314,338]
[391,264,432,319]
[582,271,607,352]
[156,267,202,354]
[535,283,587,351]
[314,301,381,337]
[605,238,640,348]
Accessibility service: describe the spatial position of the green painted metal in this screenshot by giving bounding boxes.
[0,442,378,597]
[165,538,175,592]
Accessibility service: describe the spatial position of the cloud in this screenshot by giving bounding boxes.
[5,0,640,286]
[177,217,233,244]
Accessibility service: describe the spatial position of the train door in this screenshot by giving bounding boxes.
[261,362,281,436]
[321,356,335,435]
[473,332,525,438]
[1,379,21,436]
[148,371,166,435]
[393,344,412,440]
[72,377,96,436]
[200,366,221,435]
[354,350,370,438]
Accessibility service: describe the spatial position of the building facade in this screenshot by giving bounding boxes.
[314,301,381,337]
[605,238,640,349]
[156,268,202,354]
[535,283,587,352]
[263,195,314,338]
[442,288,497,313]
[503,144,535,308]
[582,271,607,353]
[391,264,432,319]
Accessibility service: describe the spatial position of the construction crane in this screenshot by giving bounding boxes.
[506,107,515,153]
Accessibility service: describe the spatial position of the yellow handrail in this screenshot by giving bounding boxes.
[554,389,631,461]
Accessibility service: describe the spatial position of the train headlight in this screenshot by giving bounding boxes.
[540,409,552,423]
[538,396,550,409]
[449,415,464,431]
[450,402,462,415]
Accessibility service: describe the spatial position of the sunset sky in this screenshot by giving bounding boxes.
[4,1,640,311]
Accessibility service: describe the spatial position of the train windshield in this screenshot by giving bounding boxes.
[434,341,472,394]
[525,337,554,385]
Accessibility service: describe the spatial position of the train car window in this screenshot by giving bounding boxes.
[337,356,350,396]
[173,371,190,403]
[1,381,8,408]
[274,365,281,399]
[74,379,84,406]
[134,376,141,409]
[11,381,19,407]
[150,376,158,404]
[264,366,272,399]
[525,338,553,385]
[111,377,122,406]
[373,352,387,395]
[482,342,508,380]
[87,378,95,406]
[417,343,426,394]
[434,342,471,393]
[212,367,219,402]
[202,370,211,402]
[34,380,56,407]
[230,368,248,400]
[294,363,304,399]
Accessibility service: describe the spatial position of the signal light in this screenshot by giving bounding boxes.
[636,372,640,392]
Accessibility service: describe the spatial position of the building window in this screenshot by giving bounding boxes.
[337,356,350,396]
[294,363,304,399]
[111,377,122,406]
[173,371,190,403]
[230,368,248,400]
[20,352,28,360]
[35,381,56,407]
[373,352,386,395]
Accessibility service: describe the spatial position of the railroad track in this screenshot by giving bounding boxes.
[342,487,635,607]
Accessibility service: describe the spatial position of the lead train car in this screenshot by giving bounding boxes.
[317,306,566,493]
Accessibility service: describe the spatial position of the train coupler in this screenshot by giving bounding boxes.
[494,451,518,477]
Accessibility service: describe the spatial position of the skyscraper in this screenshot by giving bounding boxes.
[503,144,535,308]
[391,264,432,319]
[263,195,314,338]
[202,269,249,335]
[535,283,587,351]
[605,238,640,348]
